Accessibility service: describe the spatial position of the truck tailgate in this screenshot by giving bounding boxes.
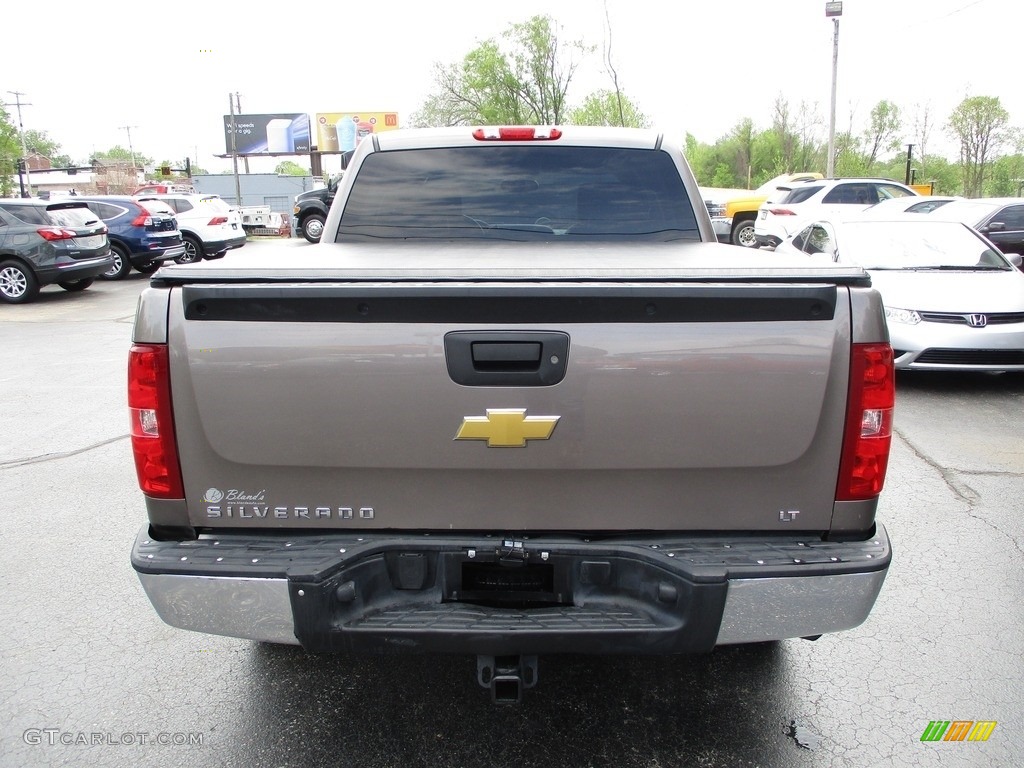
[165,277,854,533]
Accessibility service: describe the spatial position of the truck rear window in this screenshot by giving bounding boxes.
[337,146,701,241]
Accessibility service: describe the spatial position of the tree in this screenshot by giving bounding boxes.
[410,15,589,127]
[863,100,901,171]
[568,90,649,128]
[89,145,153,168]
[911,102,934,166]
[275,160,309,176]
[0,106,20,197]
[947,95,1010,197]
[24,129,72,168]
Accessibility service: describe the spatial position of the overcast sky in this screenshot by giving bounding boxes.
[4,0,1014,175]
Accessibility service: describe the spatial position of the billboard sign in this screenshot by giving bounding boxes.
[223,113,311,154]
[315,112,399,152]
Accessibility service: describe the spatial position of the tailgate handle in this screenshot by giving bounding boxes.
[445,332,569,386]
[472,342,541,370]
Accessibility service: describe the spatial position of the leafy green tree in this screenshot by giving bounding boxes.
[24,129,72,168]
[411,15,589,127]
[89,145,153,168]
[0,106,20,197]
[568,90,649,127]
[947,95,1010,196]
[275,160,309,176]
[987,148,1024,196]
[863,100,901,171]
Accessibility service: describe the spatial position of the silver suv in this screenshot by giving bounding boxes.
[135,193,246,263]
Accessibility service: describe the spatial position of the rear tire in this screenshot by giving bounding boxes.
[58,278,94,292]
[99,243,132,280]
[176,235,204,264]
[0,259,39,303]
[731,218,759,248]
[301,214,325,244]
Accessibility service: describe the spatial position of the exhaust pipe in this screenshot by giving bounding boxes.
[477,655,538,704]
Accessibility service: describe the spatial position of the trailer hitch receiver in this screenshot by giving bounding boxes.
[477,655,538,704]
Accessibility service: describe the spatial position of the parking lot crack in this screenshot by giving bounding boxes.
[894,428,1024,561]
[0,434,128,469]
[893,428,979,503]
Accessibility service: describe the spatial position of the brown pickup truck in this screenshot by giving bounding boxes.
[129,126,894,703]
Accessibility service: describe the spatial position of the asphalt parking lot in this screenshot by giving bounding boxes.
[1,238,1022,767]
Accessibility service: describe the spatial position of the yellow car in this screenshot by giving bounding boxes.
[704,172,823,247]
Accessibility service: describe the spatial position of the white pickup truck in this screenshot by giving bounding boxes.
[129,126,894,703]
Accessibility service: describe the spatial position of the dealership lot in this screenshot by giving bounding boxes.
[1,241,1022,767]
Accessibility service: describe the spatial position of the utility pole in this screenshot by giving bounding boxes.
[825,2,843,178]
[229,93,242,207]
[235,93,250,173]
[120,125,139,184]
[6,90,33,197]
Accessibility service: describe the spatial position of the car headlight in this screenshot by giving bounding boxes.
[884,307,921,325]
[705,202,727,218]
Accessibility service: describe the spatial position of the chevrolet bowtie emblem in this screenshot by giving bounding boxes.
[455,409,560,447]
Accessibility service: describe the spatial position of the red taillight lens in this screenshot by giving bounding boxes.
[37,227,77,241]
[208,216,228,225]
[836,343,894,500]
[131,213,153,227]
[767,208,798,216]
[128,344,184,499]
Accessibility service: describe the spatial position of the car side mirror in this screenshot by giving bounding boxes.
[1007,253,1023,269]
[984,221,1006,232]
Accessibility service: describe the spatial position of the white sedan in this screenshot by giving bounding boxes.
[776,218,1024,371]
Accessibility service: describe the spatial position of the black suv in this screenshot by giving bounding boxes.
[0,199,114,304]
[76,196,185,279]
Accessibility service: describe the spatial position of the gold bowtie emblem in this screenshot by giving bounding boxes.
[455,409,560,447]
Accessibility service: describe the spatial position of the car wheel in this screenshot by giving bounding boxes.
[135,260,161,275]
[732,218,759,248]
[302,214,325,244]
[58,278,95,292]
[0,259,40,304]
[100,244,132,280]
[176,235,204,264]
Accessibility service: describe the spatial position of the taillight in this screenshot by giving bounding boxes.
[36,227,77,241]
[128,344,184,499]
[131,213,153,227]
[767,208,798,216]
[208,216,228,225]
[472,126,563,141]
[836,343,894,500]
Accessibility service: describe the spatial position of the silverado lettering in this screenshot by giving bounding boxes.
[130,125,894,704]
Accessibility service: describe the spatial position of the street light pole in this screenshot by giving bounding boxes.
[825,2,843,178]
[229,93,242,208]
[6,90,33,196]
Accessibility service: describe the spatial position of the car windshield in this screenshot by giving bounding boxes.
[927,201,1000,225]
[338,146,701,242]
[46,204,98,228]
[140,200,175,216]
[779,186,822,204]
[840,222,1011,270]
[199,196,230,212]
